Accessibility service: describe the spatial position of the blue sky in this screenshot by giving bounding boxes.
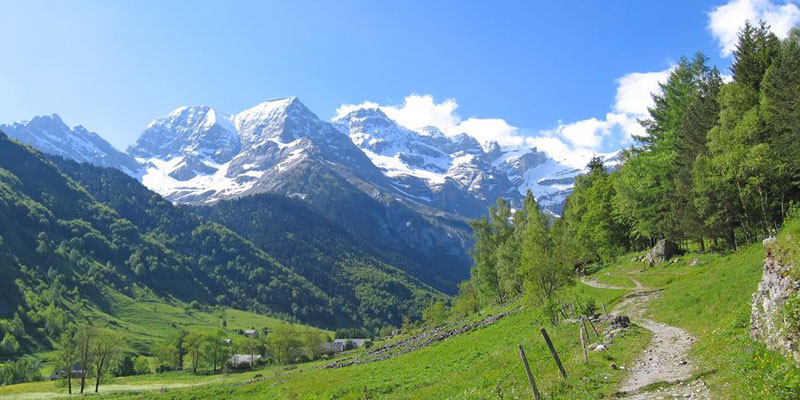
[1,0,799,166]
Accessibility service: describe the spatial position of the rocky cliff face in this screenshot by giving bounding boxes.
[751,250,800,362]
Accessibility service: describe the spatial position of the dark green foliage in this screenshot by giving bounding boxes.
[562,157,631,263]
[193,193,445,330]
[334,328,372,339]
[731,21,781,93]
[52,157,348,328]
[113,352,137,377]
[464,192,574,315]
[615,53,715,243]
[600,24,800,256]
[0,357,41,385]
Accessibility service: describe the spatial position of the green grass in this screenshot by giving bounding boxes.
[648,246,800,399]
[9,231,800,398]
[588,241,800,399]
[0,285,329,396]
[1,282,648,399]
[90,288,325,355]
[106,284,648,399]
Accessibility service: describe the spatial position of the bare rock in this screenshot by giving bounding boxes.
[751,254,800,362]
[611,315,631,329]
[643,239,681,266]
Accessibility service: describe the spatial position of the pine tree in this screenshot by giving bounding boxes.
[731,21,780,93]
[761,28,800,216]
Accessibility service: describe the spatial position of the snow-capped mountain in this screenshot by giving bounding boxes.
[129,97,387,204]
[0,98,620,286]
[1,99,616,218]
[1,114,140,175]
[333,107,605,216]
[126,98,474,284]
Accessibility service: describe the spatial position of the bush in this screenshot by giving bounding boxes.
[0,358,42,385]
[581,297,598,316]
[133,356,150,375]
[113,353,137,377]
[294,355,310,364]
[334,328,371,339]
[422,301,448,327]
[784,293,800,341]
[0,333,20,355]
[785,201,800,225]
[378,325,396,338]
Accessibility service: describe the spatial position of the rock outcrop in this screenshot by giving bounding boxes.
[751,253,800,362]
[643,239,681,266]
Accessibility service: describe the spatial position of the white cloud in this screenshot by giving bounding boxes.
[334,68,669,169]
[708,0,800,57]
[527,68,671,168]
[336,94,523,148]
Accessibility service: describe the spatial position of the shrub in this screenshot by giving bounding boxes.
[0,358,41,385]
[784,293,800,341]
[113,353,137,377]
[133,356,151,375]
[581,297,598,316]
[0,333,20,355]
[785,201,800,225]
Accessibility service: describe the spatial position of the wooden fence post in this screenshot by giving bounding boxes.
[517,345,541,400]
[540,327,567,378]
[580,317,590,342]
[579,325,588,362]
[584,316,600,338]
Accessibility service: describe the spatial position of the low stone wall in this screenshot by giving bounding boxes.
[751,254,799,362]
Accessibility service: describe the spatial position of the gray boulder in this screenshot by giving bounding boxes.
[751,254,800,362]
[643,239,681,266]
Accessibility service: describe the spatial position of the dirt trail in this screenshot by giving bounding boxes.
[581,277,710,399]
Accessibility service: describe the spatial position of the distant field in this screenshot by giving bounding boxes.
[0,285,328,389]
[8,283,649,399]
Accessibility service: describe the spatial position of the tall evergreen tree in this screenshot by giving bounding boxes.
[615,54,712,243]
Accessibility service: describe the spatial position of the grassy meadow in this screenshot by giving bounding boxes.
[4,235,800,399]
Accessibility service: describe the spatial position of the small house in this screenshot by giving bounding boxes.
[320,341,345,354]
[230,354,262,368]
[243,329,258,338]
[334,338,369,349]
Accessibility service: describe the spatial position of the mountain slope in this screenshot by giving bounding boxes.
[0,131,342,342]
[194,193,445,328]
[333,107,611,216]
[54,156,445,329]
[2,99,620,293]
[131,98,474,290]
[1,114,141,176]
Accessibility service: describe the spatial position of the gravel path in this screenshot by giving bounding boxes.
[581,276,711,399]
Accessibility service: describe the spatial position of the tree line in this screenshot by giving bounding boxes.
[610,22,800,253]
[448,21,800,320]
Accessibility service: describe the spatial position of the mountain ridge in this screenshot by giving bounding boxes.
[2,98,621,294]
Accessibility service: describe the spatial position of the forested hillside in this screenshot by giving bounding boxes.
[0,132,344,355]
[194,194,444,329]
[458,24,800,313]
[54,160,444,331]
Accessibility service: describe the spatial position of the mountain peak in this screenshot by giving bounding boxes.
[131,104,239,164]
[236,97,304,119]
[234,97,326,146]
[29,113,66,127]
[1,113,140,174]
[417,126,445,138]
[147,105,229,131]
